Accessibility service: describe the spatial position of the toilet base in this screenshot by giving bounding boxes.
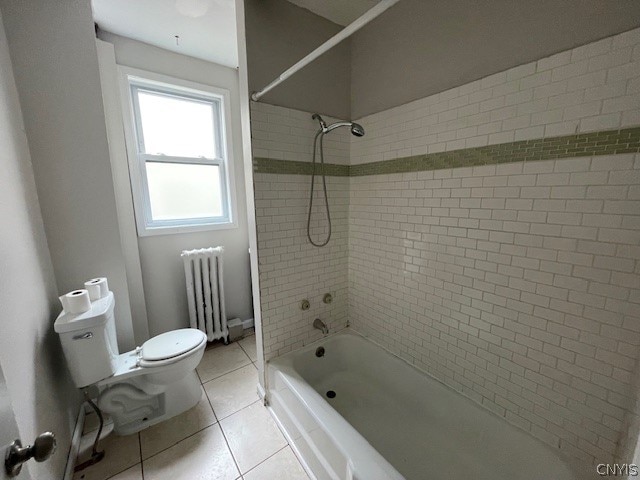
[99,370,202,435]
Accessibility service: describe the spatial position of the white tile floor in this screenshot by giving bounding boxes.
[73,334,309,480]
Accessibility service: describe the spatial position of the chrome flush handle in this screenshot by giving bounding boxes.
[5,432,57,477]
[72,332,93,340]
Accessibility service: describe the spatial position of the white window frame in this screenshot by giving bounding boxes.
[119,66,237,236]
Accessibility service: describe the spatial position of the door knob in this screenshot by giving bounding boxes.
[5,432,56,477]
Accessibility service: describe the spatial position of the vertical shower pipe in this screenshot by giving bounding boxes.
[251,0,400,101]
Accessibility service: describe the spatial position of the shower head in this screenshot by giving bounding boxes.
[315,118,366,137]
[324,121,366,137]
[312,113,365,137]
[350,122,365,137]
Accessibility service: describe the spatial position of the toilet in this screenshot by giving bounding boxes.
[54,291,207,435]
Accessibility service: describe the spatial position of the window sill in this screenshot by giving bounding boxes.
[137,220,238,237]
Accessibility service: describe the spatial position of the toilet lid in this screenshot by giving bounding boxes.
[141,329,205,362]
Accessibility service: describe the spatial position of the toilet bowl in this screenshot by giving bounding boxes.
[54,291,208,435]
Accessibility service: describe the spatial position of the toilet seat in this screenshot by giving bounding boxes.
[137,329,207,368]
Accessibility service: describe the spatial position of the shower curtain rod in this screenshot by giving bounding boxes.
[250,0,400,102]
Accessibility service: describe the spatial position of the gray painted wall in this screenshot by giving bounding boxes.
[245,0,351,119]
[0,8,78,478]
[350,0,640,118]
[99,32,254,336]
[0,0,136,351]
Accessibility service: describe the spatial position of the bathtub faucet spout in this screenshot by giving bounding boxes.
[313,318,329,335]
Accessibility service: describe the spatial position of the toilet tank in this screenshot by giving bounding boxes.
[54,292,120,388]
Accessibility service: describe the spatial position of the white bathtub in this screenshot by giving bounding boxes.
[267,330,591,480]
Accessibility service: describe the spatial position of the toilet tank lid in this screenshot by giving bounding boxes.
[54,292,115,334]
[141,329,206,361]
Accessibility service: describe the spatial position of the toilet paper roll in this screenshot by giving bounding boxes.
[84,277,109,301]
[59,289,91,314]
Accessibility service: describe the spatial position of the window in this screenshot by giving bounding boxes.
[120,69,235,235]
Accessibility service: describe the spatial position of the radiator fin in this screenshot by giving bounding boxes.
[181,247,228,342]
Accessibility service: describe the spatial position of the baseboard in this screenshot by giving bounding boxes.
[63,403,85,480]
[242,318,254,330]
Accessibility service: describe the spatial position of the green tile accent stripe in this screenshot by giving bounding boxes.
[350,127,640,176]
[253,158,350,176]
[253,127,640,176]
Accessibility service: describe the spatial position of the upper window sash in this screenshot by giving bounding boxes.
[129,82,226,161]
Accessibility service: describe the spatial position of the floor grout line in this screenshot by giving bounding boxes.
[237,342,250,358]
[237,338,257,363]
[239,444,290,478]
[216,399,287,478]
[202,384,221,424]
[216,398,262,423]
[199,366,259,421]
[140,421,219,466]
[198,357,254,385]
[139,388,220,464]
[99,457,139,480]
[200,359,254,384]
[217,416,243,477]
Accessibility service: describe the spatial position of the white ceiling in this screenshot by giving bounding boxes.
[92,0,238,68]
[285,0,379,26]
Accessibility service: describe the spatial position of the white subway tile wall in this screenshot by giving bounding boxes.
[351,28,640,165]
[348,155,640,464]
[250,27,640,465]
[251,102,350,359]
[253,171,349,359]
[251,102,350,164]
[252,103,351,360]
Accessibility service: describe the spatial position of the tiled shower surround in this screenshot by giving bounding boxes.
[349,156,640,464]
[254,172,349,358]
[251,27,640,465]
[252,105,351,359]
